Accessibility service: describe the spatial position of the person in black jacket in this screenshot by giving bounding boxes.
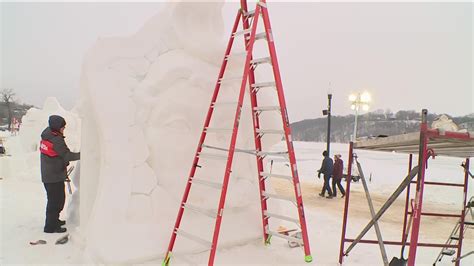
[317,150,333,198]
[40,115,80,233]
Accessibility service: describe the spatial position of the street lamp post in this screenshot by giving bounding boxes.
[349,91,371,141]
[325,94,332,156]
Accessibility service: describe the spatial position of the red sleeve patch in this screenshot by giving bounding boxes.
[40,140,58,157]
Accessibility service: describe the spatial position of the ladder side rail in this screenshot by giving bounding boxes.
[241,3,270,243]
[407,109,429,266]
[455,158,470,266]
[208,6,262,265]
[453,251,474,263]
[339,142,354,264]
[163,11,243,264]
[259,1,312,259]
[434,218,461,264]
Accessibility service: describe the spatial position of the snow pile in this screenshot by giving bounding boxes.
[77,1,280,263]
[20,97,81,153]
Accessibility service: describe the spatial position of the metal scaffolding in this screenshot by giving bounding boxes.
[338,109,474,266]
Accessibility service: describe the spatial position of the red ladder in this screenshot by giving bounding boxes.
[163,1,312,265]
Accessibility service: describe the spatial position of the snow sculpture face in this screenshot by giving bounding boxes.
[79,1,279,263]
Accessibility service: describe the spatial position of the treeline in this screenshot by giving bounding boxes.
[290,110,474,143]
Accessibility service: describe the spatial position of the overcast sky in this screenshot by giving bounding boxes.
[1,1,472,122]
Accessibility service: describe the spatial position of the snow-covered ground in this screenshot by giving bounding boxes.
[1,135,472,265]
[1,2,472,265]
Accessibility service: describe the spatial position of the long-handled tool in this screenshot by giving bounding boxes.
[65,166,75,194]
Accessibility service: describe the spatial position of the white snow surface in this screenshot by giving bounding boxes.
[1,138,473,265]
[1,1,473,265]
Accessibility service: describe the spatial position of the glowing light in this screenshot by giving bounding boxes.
[361,91,371,103]
[349,94,357,102]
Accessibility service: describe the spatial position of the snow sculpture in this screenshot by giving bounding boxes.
[78,1,280,263]
[431,114,459,132]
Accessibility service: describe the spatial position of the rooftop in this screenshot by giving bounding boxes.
[354,129,474,158]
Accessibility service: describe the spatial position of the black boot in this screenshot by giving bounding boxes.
[44,227,67,233]
[58,220,66,226]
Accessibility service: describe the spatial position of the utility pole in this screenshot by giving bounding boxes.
[327,93,332,156]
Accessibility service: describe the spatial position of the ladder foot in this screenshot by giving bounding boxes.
[265,235,272,246]
[305,255,313,263]
[162,252,171,266]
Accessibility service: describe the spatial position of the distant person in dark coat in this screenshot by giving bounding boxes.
[318,150,333,198]
[332,154,346,198]
[40,115,80,233]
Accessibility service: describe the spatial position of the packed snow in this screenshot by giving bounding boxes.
[2,127,473,265]
[1,1,473,265]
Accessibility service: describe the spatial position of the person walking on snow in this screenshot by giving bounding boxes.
[318,150,333,198]
[332,154,346,198]
[40,115,80,233]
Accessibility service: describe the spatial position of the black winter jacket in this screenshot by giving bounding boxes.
[319,156,334,176]
[40,127,80,183]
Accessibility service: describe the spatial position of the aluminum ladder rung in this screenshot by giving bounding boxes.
[219,76,243,84]
[251,82,276,89]
[246,32,267,41]
[190,178,223,189]
[251,57,271,66]
[233,28,252,36]
[266,229,304,245]
[264,211,299,224]
[260,172,293,181]
[256,129,285,135]
[202,144,256,155]
[205,127,233,133]
[197,152,228,160]
[256,151,288,158]
[183,203,217,218]
[211,101,238,107]
[254,106,280,112]
[175,229,211,248]
[262,191,296,203]
[442,249,456,256]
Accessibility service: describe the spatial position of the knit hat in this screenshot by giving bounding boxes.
[48,115,66,132]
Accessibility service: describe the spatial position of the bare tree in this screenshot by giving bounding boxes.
[1,89,16,130]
